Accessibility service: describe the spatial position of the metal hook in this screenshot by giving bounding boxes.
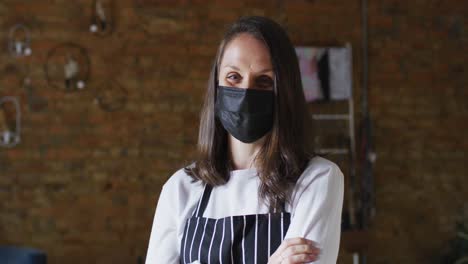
[0,96,21,148]
[89,0,109,33]
[8,24,32,57]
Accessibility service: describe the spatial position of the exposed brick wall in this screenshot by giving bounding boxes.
[0,1,466,263]
[366,1,467,263]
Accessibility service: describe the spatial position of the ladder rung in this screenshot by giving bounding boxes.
[312,114,350,120]
[316,148,349,155]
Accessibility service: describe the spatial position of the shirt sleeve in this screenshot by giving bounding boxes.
[145,183,180,264]
[284,163,345,264]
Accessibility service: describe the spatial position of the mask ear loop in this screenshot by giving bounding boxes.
[214,61,219,93]
[273,72,278,95]
[272,64,278,110]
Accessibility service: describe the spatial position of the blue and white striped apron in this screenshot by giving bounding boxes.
[180,184,291,264]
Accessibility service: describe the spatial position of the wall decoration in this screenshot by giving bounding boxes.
[0,97,21,148]
[8,24,32,57]
[295,43,352,102]
[24,77,48,112]
[94,80,128,112]
[89,0,115,36]
[45,42,90,92]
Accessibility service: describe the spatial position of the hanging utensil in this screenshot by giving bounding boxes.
[8,24,32,57]
[0,97,21,148]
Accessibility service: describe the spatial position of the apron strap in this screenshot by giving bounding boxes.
[192,184,213,217]
[274,200,287,213]
[281,200,286,213]
[192,183,288,217]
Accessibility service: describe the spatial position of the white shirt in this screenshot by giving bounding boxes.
[145,156,344,264]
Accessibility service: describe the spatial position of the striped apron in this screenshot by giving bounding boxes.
[180,184,291,264]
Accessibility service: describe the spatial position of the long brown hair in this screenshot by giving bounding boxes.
[185,16,316,212]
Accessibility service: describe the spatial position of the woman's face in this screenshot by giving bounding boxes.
[219,33,274,91]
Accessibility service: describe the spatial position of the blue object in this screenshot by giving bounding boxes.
[0,246,47,264]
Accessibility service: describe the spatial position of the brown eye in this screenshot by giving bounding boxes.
[227,73,241,82]
[256,75,274,89]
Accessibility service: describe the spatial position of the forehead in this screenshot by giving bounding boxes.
[220,33,272,70]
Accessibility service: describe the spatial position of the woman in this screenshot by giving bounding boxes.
[145,16,344,264]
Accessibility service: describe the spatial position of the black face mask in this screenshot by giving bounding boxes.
[215,85,274,143]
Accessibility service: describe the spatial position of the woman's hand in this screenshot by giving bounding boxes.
[268,237,321,264]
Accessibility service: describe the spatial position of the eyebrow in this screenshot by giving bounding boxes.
[224,65,273,73]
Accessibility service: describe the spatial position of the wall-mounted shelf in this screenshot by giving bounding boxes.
[313,97,356,158]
